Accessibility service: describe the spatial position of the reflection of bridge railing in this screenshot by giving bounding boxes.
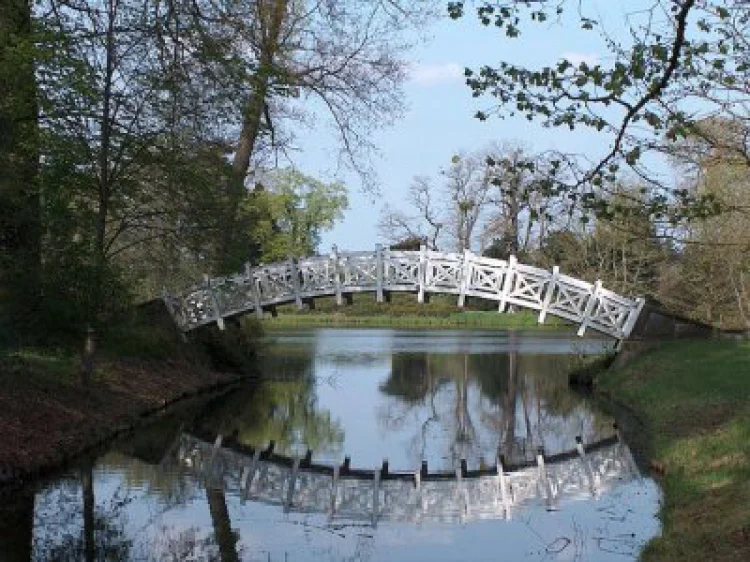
[163,247,645,339]
[173,432,640,526]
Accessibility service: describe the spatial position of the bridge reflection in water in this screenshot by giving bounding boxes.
[172,431,640,527]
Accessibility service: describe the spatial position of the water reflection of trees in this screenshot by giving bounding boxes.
[20,461,132,561]
[196,350,344,458]
[381,348,613,468]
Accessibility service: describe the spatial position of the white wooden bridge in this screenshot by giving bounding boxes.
[163,246,645,339]
[173,432,640,525]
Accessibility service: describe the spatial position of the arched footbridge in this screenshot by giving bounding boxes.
[170,431,640,525]
[163,246,645,340]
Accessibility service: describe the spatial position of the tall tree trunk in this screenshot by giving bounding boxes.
[500,344,518,463]
[216,0,288,274]
[0,488,35,561]
[0,0,41,343]
[81,458,96,562]
[82,0,117,383]
[206,487,240,562]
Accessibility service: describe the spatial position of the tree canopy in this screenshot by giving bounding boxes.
[450,0,750,224]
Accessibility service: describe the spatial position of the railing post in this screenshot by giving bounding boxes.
[498,255,517,312]
[458,249,472,308]
[417,245,427,303]
[331,245,343,306]
[538,265,560,324]
[577,280,602,336]
[621,296,646,339]
[247,264,263,319]
[372,469,381,527]
[289,258,303,310]
[497,456,511,519]
[204,274,225,330]
[375,244,384,303]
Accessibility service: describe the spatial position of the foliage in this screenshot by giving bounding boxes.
[448,1,750,223]
[249,168,348,262]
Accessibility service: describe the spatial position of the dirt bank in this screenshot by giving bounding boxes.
[0,353,243,488]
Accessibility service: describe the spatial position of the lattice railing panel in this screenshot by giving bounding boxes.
[548,277,594,322]
[212,275,255,315]
[255,264,296,303]
[297,257,336,295]
[340,253,378,290]
[507,264,549,309]
[424,252,463,293]
[464,256,508,299]
[384,251,420,289]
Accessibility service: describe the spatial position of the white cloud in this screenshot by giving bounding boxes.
[410,62,465,86]
[560,51,600,67]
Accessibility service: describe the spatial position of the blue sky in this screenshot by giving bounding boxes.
[292,4,627,251]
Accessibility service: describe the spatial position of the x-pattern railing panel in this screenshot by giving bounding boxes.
[169,246,644,339]
[507,264,549,309]
[341,254,379,290]
[255,264,296,304]
[298,257,336,296]
[465,257,508,299]
[212,275,255,315]
[384,251,420,289]
[424,251,463,293]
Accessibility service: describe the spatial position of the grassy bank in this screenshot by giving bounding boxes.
[263,310,556,328]
[597,339,749,561]
[264,293,565,329]
[0,304,261,488]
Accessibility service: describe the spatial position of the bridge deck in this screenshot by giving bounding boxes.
[163,246,645,339]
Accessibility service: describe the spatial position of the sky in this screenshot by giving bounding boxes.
[290,3,640,252]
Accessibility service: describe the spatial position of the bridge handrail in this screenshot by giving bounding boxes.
[165,245,645,339]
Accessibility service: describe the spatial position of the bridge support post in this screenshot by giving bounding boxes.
[376,244,384,303]
[331,245,343,306]
[621,296,646,338]
[577,280,602,337]
[538,266,559,324]
[247,264,263,319]
[458,249,471,308]
[289,258,303,310]
[417,245,427,304]
[204,274,225,330]
[498,255,517,312]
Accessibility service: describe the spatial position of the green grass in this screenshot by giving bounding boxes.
[0,348,78,386]
[262,310,562,329]
[263,292,566,329]
[597,339,750,561]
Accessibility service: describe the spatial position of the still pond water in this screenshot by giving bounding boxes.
[0,328,660,561]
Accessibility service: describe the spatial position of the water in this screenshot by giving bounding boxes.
[0,328,661,561]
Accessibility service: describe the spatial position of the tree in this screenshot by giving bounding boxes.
[444,152,493,251]
[379,176,444,250]
[249,168,348,262]
[207,0,437,272]
[0,0,41,343]
[660,118,750,327]
[480,143,571,258]
[450,0,750,223]
[379,150,493,252]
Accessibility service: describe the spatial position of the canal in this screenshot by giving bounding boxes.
[0,328,661,561]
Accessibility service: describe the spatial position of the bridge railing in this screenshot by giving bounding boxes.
[165,245,645,339]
